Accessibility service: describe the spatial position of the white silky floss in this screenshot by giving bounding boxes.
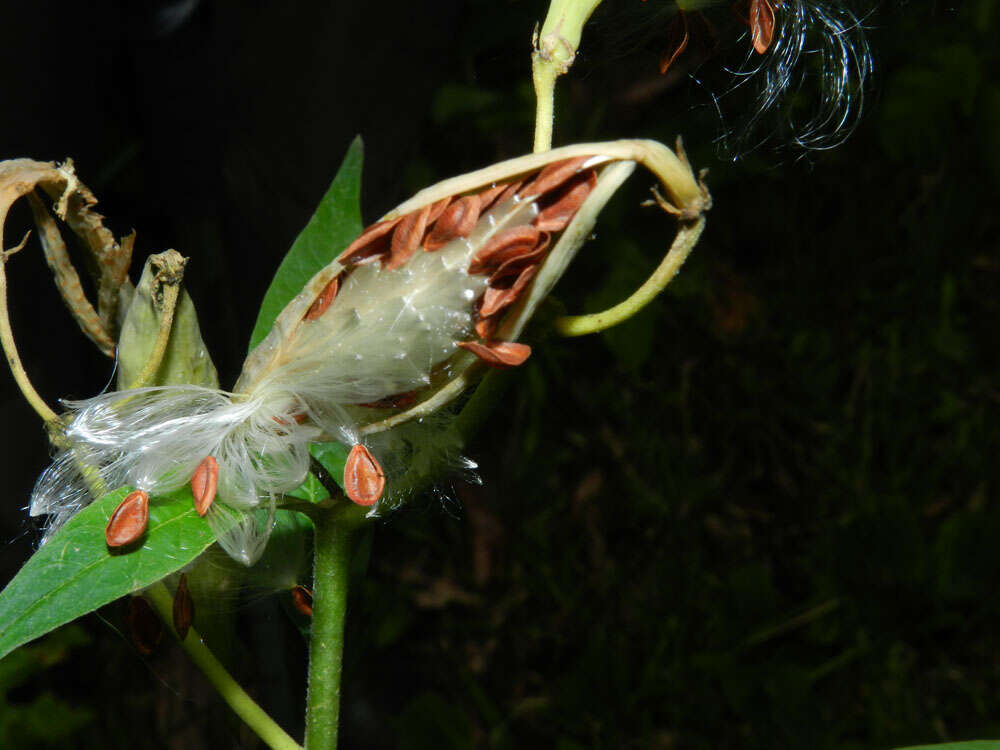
[30,195,540,565]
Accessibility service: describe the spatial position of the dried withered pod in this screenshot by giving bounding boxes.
[29,139,708,566]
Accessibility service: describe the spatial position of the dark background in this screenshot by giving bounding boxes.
[0,0,997,748]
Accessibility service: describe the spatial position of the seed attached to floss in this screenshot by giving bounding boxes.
[291,585,314,618]
[426,196,452,224]
[105,490,150,548]
[385,204,432,270]
[457,340,532,368]
[479,265,538,318]
[190,456,219,517]
[337,217,401,266]
[520,155,591,199]
[659,11,690,75]
[425,195,481,251]
[305,275,341,321]
[476,183,509,211]
[344,444,386,507]
[468,226,542,275]
[127,596,163,656]
[750,0,776,54]
[489,232,550,282]
[172,573,194,641]
[474,313,500,341]
[534,171,598,233]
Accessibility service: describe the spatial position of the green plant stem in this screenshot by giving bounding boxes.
[304,510,357,749]
[146,582,302,750]
[532,0,603,151]
[554,215,706,336]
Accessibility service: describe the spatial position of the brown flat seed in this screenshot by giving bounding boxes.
[191,456,219,517]
[479,265,538,318]
[344,444,386,506]
[534,171,598,233]
[172,573,194,641]
[425,195,481,251]
[468,226,541,275]
[520,156,592,199]
[476,183,508,211]
[659,11,690,75]
[127,596,163,656]
[426,196,452,224]
[457,340,532,368]
[337,218,401,265]
[474,314,499,340]
[292,585,314,617]
[305,275,340,321]
[385,204,432,270]
[489,233,550,282]
[106,490,150,548]
[750,0,776,54]
[495,179,525,207]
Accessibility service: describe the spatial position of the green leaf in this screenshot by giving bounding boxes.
[895,744,1000,750]
[0,487,216,661]
[286,441,349,503]
[286,472,330,503]
[310,441,349,483]
[248,137,365,351]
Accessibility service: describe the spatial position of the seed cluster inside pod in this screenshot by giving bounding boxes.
[261,155,606,510]
[316,155,603,373]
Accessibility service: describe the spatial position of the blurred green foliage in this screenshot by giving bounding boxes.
[0,626,93,747]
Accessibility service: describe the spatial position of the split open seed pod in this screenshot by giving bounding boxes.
[27,139,709,567]
[237,139,709,447]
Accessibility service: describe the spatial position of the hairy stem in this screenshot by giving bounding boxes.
[532,0,603,152]
[0,234,60,426]
[304,510,358,749]
[146,582,302,750]
[555,215,706,336]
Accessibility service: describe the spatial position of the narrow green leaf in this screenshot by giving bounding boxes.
[248,137,365,351]
[0,487,216,661]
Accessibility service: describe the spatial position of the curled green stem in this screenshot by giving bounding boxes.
[146,582,302,750]
[554,215,706,337]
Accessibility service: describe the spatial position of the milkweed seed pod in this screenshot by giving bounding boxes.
[29,139,709,565]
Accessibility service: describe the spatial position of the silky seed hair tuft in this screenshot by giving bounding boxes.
[720,0,873,155]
